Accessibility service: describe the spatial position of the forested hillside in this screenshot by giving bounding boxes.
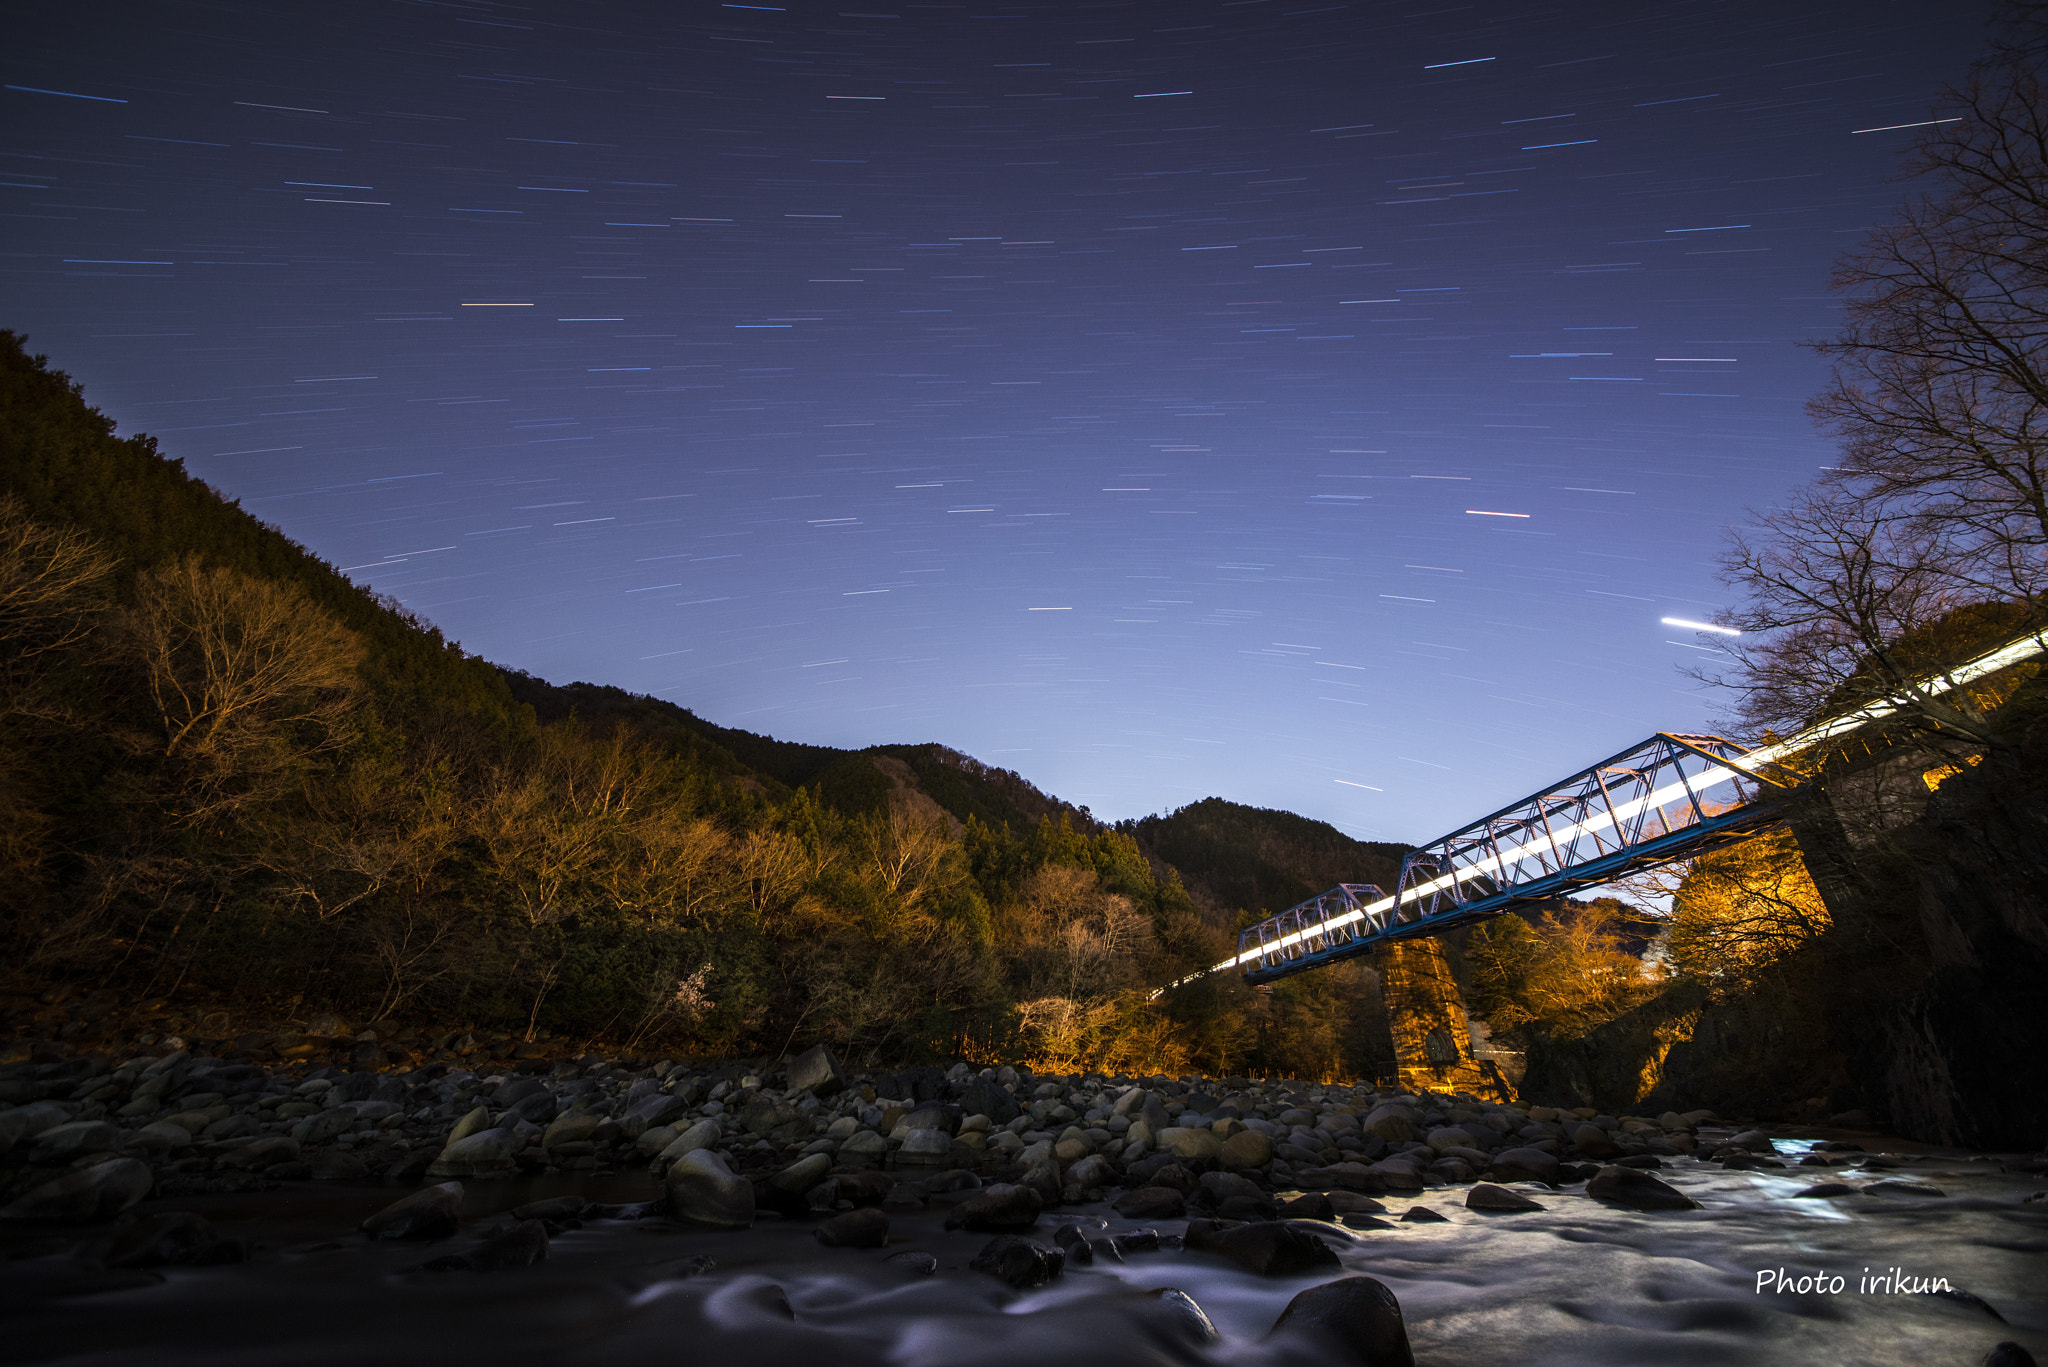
[0,331,1411,1081]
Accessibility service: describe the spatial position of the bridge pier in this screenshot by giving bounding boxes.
[1379,938,1497,1097]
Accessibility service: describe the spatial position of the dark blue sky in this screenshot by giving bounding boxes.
[3,0,1992,841]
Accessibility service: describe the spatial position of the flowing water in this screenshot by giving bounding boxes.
[4,1142,2044,1366]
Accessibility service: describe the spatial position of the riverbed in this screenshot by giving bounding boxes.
[4,1139,2042,1366]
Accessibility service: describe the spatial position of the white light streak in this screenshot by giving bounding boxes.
[1663,616,1741,636]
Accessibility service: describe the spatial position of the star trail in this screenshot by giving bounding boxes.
[0,0,1992,840]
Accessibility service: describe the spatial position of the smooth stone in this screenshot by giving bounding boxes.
[1269,1275,1416,1367]
[969,1234,1064,1288]
[1585,1165,1700,1211]
[31,1120,120,1161]
[1186,1219,1340,1276]
[885,1250,938,1275]
[468,1219,548,1270]
[427,1128,520,1180]
[362,1182,463,1240]
[511,1195,587,1222]
[1159,1126,1224,1162]
[1063,1153,1115,1193]
[1,1158,153,1222]
[1487,1147,1561,1184]
[1151,1287,1222,1345]
[542,1114,603,1149]
[1793,1182,1859,1199]
[656,1119,723,1164]
[445,1105,491,1146]
[1112,1186,1186,1220]
[896,1128,953,1162]
[1280,1192,1337,1221]
[1219,1129,1275,1171]
[838,1130,887,1158]
[1399,1206,1447,1224]
[1359,1105,1415,1145]
[944,1182,1043,1232]
[1862,1179,1947,1197]
[1466,1183,1546,1213]
[814,1208,890,1248]
[666,1148,755,1228]
[1569,1123,1619,1158]
[770,1152,832,1194]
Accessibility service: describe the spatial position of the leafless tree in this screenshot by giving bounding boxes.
[0,495,116,719]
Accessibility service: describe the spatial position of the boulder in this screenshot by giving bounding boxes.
[896,1128,954,1164]
[1465,1183,1546,1213]
[0,1158,152,1222]
[1485,1147,1560,1184]
[1062,1153,1115,1192]
[1219,1129,1275,1171]
[657,1118,723,1164]
[1585,1165,1700,1212]
[739,1091,802,1139]
[1269,1275,1416,1367]
[543,1114,604,1149]
[622,1093,687,1135]
[1280,1191,1337,1221]
[667,1148,755,1228]
[1113,1186,1187,1220]
[1150,1287,1222,1346]
[944,1182,1043,1231]
[1186,1219,1340,1276]
[1359,1105,1416,1145]
[1159,1126,1225,1163]
[784,1044,846,1097]
[31,1120,120,1162]
[1568,1123,1618,1158]
[445,1105,491,1146]
[468,1219,549,1270]
[361,1182,463,1240]
[814,1208,890,1248]
[969,1234,1064,1289]
[770,1153,833,1195]
[427,1128,520,1180]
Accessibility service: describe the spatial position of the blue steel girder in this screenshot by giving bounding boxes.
[1233,732,1790,986]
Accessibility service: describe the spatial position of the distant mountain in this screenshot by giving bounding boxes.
[1122,797,1410,930]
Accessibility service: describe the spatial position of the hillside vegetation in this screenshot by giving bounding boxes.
[0,331,1406,1081]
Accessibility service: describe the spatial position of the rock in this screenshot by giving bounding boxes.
[1793,1182,1859,1199]
[623,1093,687,1134]
[1062,1153,1115,1193]
[1269,1275,1416,1367]
[657,1118,722,1164]
[956,1077,1021,1125]
[1399,1206,1446,1224]
[445,1105,491,1146]
[312,1151,371,1182]
[505,1091,557,1126]
[1280,1191,1337,1221]
[1151,1287,1222,1345]
[738,1091,801,1139]
[1,1158,153,1222]
[362,1182,464,1240]
[543,1114,604,1149]
[219,1136,299,1170]
[666,1148,755,1228]
[1862,1179,1947,1198]
[769,1153,832,1195]
[1465,1183,1546,1213]
[1185,1219,1340,1276]
[104,1211,245,1268]
[969,1234,1064,1288]
[1586,1165,1700,1212]
[468,1219,548,1270]
[784,1043,846,1096]
[132,1120,194,1153]
[1359,1105,1415,1145]
[1568,1123,1619,1158]
[1219,1129,1275,1171]
[32,1120,120,1162]
[815,1208,890,1248]
[296,1106,361,1146]
[886,1249,939,1275]
[945,1183,1043,1231]
[838,1129,887,1161]
[1113,1186,1186,1220]
[1159,1126,1225,1162]
[1299,1162,1390,1194]
[896,1128,954,1164]
[512,1195,587,1223]
[1485,1147,1560,1184]
[427,1128,520,1180]
[1985,1343,2038,1367]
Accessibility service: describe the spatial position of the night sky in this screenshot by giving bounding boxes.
[3,0,1993,843]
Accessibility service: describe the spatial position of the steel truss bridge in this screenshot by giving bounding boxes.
[1160,629,2046,993]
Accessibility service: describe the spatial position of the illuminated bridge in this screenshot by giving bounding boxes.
[1162,630,2047,993]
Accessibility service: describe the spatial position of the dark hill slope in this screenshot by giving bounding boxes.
[1122,797,1410,930]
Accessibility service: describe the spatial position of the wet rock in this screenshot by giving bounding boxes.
[1150,1287,1221,1345]
[512,1195,587,1223]
[944,1182,1043,1231]
[361,1182,463,1240]
[1359,1104,1415,1145]
[1279,1191,1336,1221]
[969,1234,1064,1288]
[814,1208,890,1248]
[1568,1123,1619,1158]
[427,1127,520,1180]
[836,1170,896,1207]
[505,1091,557,1126]
[656,1118,722,1164]
[1399,1206,1446,1224]
[311,1151,370,1182]
[1,1158,153,1222]
[770,1152,833,1195]
[1269,1275,1416,1367]
[667,1147,755,1228]
[1159,1125,1224,1162]
[1984,1343,2038,1367]
[219,1136,299,1171]
[1299,1162,1390,1194]
[785,1043,846,1097]
[468,1219,548,1270]
[622,1093,687,1135]
[886,1249,938,1275]
[1219,1128,1275,1171]
[1586,1165,1700,1212]
[1792,1182,1859,1199]
[1112,1186,1186,1220]
[1465,1183,1546,1213]
[896,1128,953,1164]
[295,1106,360,1146]
[1862,1179,1947,1198]
[103,1210,246,1268]
[882,1180,928,1210]
[542,1114,603,1149]
[1185,1218,1339,1276]
[738,1091,801,1139]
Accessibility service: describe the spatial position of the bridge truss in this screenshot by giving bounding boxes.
[1162,627,2046,994]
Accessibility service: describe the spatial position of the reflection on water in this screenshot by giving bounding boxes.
[3,1154,2043,1365]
